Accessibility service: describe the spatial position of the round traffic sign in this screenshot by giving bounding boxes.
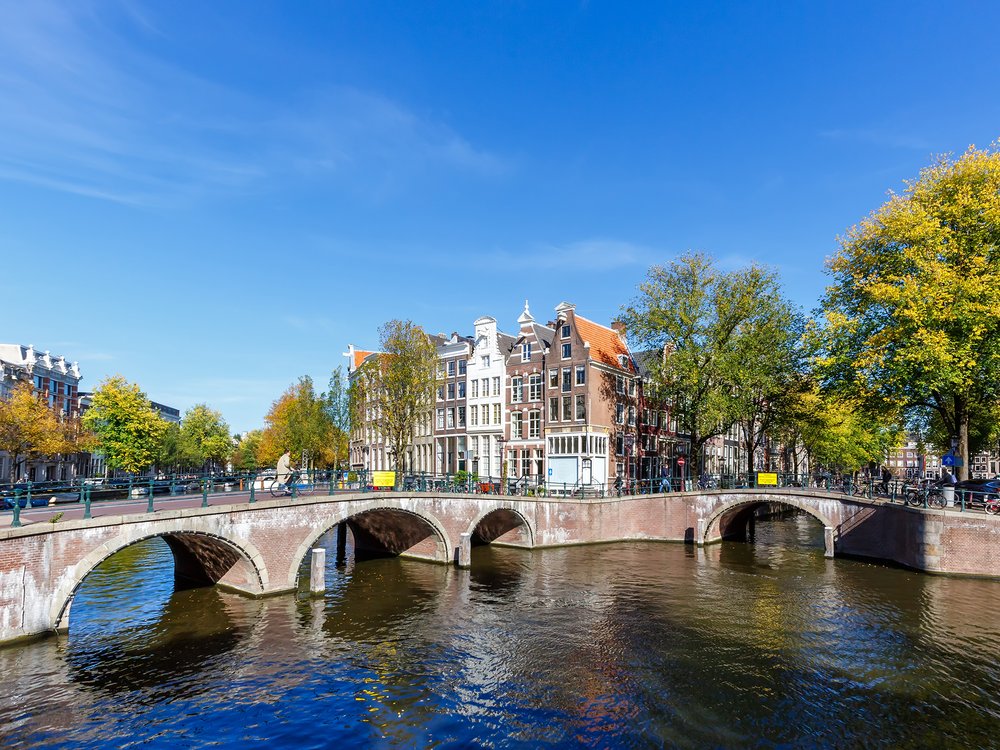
[677,458,685,465]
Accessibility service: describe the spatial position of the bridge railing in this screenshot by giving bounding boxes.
[5,469,998,528]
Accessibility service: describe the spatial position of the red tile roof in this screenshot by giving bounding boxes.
[574,315,632,371]
[352,349,375,370]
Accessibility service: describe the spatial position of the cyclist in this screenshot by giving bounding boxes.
[276,450,299,494]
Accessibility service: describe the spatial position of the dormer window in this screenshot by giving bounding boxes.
[522,342,532,361]
[618,354,629,368]
[481,355,490,368]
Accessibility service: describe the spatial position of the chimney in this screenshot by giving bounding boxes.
[611,320,626,338]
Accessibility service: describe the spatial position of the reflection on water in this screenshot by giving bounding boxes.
[2,516,1000,748]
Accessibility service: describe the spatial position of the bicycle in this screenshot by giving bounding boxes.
[269,471,314,497]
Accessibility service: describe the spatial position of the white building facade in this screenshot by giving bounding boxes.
[465,316,513,481]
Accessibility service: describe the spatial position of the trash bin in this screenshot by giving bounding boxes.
[942,486,955,506]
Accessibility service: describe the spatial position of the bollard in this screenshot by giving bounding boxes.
[202,480,209,508]
[457,532,472,569]
[84,485,92,519]
[696,518,706,547]
[249,473,256,503]
[824,526,835,558]
[11,490,21,527]
[310,548,326,595]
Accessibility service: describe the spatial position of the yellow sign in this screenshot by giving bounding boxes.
[372,471,396,488]
[757,472,778,486]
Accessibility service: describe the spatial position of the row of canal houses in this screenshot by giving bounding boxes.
[346,301,739,490]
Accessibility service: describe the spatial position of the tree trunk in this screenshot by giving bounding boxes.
[958,398,970,481]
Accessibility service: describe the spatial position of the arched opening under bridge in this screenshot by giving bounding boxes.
[704,498,835,558]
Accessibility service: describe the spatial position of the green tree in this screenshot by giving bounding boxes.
[0,381,70,482]
[816,143,1000,479]
[727,277,806,474]
[350,320,437,486]
[622,253,798,471]
[155,421,183,472]
[82,376,167,474]
[179,404,231,472]
[231,430,263,471]
[260,376,338,469]
[325,365,350,468]
[786,386,900,474]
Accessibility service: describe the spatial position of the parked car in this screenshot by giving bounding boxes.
[955,479,1000,506]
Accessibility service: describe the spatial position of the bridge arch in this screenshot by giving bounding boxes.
[701,494,837,550]
[51,530,267,632]
[466,505,535,548]
[289,503,453,582]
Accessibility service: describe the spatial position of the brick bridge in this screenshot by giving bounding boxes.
[2,488,998,645]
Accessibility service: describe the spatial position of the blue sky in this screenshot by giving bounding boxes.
[2,1,998,434]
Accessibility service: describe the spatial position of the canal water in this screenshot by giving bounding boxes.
[2,514,1000,748]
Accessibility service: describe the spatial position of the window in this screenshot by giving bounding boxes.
[562,396,572,421]
[458,381,466,398]
[628,379,636,397]
[576,366,586,386]
[481,405,489,425]
[628,406,636,426]
[549,397,559,422]
[437,385,444,401]
[522,342,532,361]
[561,324,571,338]
[549,368,558,388]
[562,343,571,359]
[471,380,479,398]
[529,410,541,438]
[471,436,478,456]
[437,409,445,429]
[562,368,571,392]
[447,360,456,376]
[512,412,523,439]
[493,377,500,396]
[616,376,625,395]
[437,363,445,377]
[528,374,542,401]
[482,378,489,395]
[448,382,456,400]
[616,435,624,455]
[576,395,586,420]
[458,407,466,428]
[458,359,467,375]
[481,355,491,368]
[616,403,625,424]
[511,376,523,403]
[447,409,455,429]
[494,404,501,424]
[471,405,478,425]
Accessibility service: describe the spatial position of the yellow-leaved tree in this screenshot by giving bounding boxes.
[0,381,71,483]
[817,143,1000,479]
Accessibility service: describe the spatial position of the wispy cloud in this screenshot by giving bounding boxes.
[819,127,932,151]
[495,239,653,271]
[0,1,508,206]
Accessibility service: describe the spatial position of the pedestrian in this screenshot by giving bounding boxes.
[659,467,671,494]
[880,465,892,495]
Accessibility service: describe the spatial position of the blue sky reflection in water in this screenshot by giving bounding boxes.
[2,516,1000,748]
[2,2,1000,431]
